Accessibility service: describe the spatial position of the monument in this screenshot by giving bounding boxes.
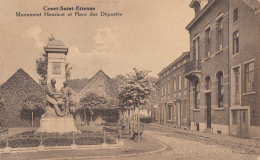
[38,37,78,133]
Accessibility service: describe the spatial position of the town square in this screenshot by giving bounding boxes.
[0,0,259,159]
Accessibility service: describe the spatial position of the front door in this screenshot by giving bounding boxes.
[240,110,248,138]
[206,93,211,128]
[235,110,249,138]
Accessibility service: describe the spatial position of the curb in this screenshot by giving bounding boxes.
[36,134,168,160]
[0,142,124,154]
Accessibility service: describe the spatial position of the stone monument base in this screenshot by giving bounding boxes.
[38,117,78,133]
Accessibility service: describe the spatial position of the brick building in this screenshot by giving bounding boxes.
[228,0,260,138]
[185,0,259,138]
[154,0,259,138]
[185,0,230,135]
[156,52,190,129]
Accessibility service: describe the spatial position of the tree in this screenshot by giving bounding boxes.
[36,53,48,85]
[0,97,5,127]
[22,95,46,127]
[80,92,107,125]
[118,68,153,142]
[36,53,73,85]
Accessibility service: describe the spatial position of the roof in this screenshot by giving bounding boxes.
[44,38,68,55]
[243,0,260,10]
[79,70,118,99]
[0,68,42,91]
[47,39,66,48]
[186,0,216,30]
[0,68,45,128]
[158,52,190,76]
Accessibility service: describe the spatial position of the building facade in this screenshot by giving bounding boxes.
[228,0,260,138]
[186,0,230,135]
[156,52,190,130]
[154,0,259,138]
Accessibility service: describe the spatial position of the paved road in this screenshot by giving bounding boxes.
[100,124,260,160]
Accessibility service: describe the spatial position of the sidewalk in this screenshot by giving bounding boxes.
[0,134,166,160]
[149,123,260,150]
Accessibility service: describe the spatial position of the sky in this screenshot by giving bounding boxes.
[0,0,195,84]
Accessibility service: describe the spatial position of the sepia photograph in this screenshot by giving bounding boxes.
[0,0,259,159]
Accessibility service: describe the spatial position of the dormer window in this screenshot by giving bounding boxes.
[190,0,201,16]
[194,4,201,15]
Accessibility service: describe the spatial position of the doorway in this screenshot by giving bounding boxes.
[232,109,249,138]
[206,93,211,128]
[177,102,181,127]
[239,110,248,138]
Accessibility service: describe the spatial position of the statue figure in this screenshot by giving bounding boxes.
[45,78,65,117]
[60,81,74,116]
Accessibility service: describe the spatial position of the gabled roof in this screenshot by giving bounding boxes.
[88,69,112,83]
[0,68,45,128]
[79,70,118,99]
[0,68,43,91]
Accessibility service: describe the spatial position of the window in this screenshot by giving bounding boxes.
[164,83,167,95]
[183,100,187,121]
[193,39,196,58]
[173,102,176,120]
[193,36,200,60]
[193,2,201,15]
[233,31,239,54]
[205,76,211,90]
[167,80,170,94]
[217,72,224,108]
[233,67,240,105]
[166,81,169,94]
[194,80,200,109]
[173,77,176,92]
[205,28,211,57]
[161,84,164,96]
[233,8,238,23]
[168,104,172,120]
[174,103,177,120]
[178,74,182,90]
[183,78,187,89]
[245,61,255,92]
[217,17,223,51]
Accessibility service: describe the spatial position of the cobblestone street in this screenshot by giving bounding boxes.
[101,124,260,160]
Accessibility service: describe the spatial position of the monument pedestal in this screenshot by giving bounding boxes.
[38,117,78,133]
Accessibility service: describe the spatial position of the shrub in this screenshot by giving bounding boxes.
[9,139,40,148]
[75,137,103,145]
[43,138,73,147]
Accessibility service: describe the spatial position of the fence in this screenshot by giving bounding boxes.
[0,127,120,149]
[184,60,201,74]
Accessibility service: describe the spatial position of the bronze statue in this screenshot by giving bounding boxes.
[45,78,65,117]
[60,81,74,116]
